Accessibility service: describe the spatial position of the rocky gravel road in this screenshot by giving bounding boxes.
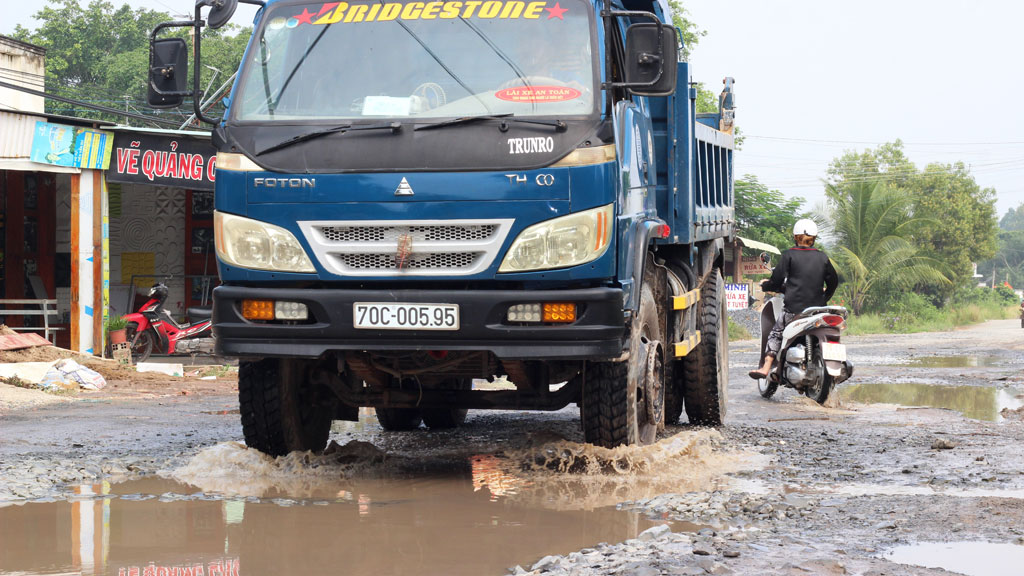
[1,319,1022,575]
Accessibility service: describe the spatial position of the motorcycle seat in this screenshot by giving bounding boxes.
[187,306,212,321]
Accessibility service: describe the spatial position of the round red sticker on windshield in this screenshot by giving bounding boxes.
[495,86,581,103]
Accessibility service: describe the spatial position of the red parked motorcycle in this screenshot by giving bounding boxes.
[122,283,213,362]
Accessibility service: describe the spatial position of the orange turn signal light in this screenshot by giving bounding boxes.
[542,302,577,323]
[242,299,275,321]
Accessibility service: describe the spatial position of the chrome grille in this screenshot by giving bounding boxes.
[299,218,515,277]
[319,224,498,243]
[338,252,479,270]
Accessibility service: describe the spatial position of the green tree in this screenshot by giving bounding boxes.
[978,229,1024,289]
[910,162,998,295]
[826,140,917,193]
[668,0,706,62]
[827,140,998,298]
[1000,203,1024,232]
[824,178,949,315]
[13,0,251,127]
[734,175,805,253]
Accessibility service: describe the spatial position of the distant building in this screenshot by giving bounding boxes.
[0,35,45,114]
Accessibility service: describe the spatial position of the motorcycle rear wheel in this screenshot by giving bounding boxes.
[804,350,833,404]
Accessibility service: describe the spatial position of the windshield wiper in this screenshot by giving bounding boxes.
[414,114,567,132]
[257,122,402,156]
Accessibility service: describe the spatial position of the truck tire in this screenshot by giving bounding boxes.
[664,362,684,425]
[583,284,662,447]
[421,378,471,429]
[375,407,423,431]
[683,269,728,426]
[239,358,336,457]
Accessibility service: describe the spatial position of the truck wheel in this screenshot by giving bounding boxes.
[683,269,728,426]
[583,284,662,447]
[375,407,423,431]
[421,378,471,429]
[664,362,684,425]
[239,358,337,457]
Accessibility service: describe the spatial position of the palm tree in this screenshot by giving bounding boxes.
[823,178,949,315]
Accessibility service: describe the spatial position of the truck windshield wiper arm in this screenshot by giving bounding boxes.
[414,114,567,132]
[257,122,402,156]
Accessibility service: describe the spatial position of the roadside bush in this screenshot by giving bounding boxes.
[727,317,751,341]
[994,285,1020,306]
[884,292,946,332]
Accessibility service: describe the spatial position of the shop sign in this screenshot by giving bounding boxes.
[30,121,113,169]
[725,283,749,310]
[740,256,772,276]
[108,132,216,191]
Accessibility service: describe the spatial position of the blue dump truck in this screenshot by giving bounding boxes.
[148,0,735,455]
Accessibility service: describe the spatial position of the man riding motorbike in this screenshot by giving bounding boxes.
[748,219,840,380]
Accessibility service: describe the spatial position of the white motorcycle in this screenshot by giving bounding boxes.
[755,257,854,404]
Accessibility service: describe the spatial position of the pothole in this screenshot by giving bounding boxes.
[884,541,1024,575]
[840,382,1024,421]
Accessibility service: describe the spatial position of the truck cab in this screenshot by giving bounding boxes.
[148,0,735,455]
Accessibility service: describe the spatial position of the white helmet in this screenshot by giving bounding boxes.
[793,218,818,237]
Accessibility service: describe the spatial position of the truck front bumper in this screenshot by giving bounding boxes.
[212,285,626,360]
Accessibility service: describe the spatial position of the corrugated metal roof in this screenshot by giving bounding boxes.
[736,236,781,255]
[0,110,37,159]
[110,126,211,139]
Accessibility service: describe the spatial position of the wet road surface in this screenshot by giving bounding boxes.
[1,318,1023,575]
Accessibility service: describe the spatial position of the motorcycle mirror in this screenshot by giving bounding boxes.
[759,252,771,266]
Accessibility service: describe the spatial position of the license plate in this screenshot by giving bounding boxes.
[821,342,846,362]
[353,303,459,330]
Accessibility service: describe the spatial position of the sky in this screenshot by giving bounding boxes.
[6,0,1023,217]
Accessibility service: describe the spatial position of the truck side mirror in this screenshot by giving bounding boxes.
[623,23,678,96]
[147,37,189,108]
[206,0,239,29]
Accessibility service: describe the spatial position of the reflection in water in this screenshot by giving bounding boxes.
[0,430,755,575]
[840,382,1024,421]
[897,355,1003,368]
[885,541,1024,575]
[0,476,657,576]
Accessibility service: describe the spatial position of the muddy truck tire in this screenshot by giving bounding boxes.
[583,284,662,447]
[376,408,423,431]
[421,378,471,429]
[682,269,728,426]
[239,358,337,456]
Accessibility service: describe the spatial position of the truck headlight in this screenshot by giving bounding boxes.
[498,204,613,273]
[215,211,316,273]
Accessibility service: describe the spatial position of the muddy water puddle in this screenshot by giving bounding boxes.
[0,476,659,576]
[840,382,1024,421]
[0,431,753,576]
[896,355,1005,368]
[884,541,1024,575]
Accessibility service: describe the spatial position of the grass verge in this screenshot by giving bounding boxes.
[846,304,1017,335]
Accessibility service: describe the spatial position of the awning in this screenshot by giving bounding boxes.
[0,159,81,174]
[736,236,781,255]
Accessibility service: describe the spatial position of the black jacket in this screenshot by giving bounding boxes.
[762,246,839,314]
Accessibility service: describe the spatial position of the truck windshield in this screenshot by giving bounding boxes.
[233,0,597,122]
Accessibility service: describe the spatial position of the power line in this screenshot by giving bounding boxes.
[0,79,184,127]
[745,134,1024,146]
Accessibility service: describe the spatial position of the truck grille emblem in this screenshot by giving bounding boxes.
[396,233,413,269]
[395,177,414,196]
